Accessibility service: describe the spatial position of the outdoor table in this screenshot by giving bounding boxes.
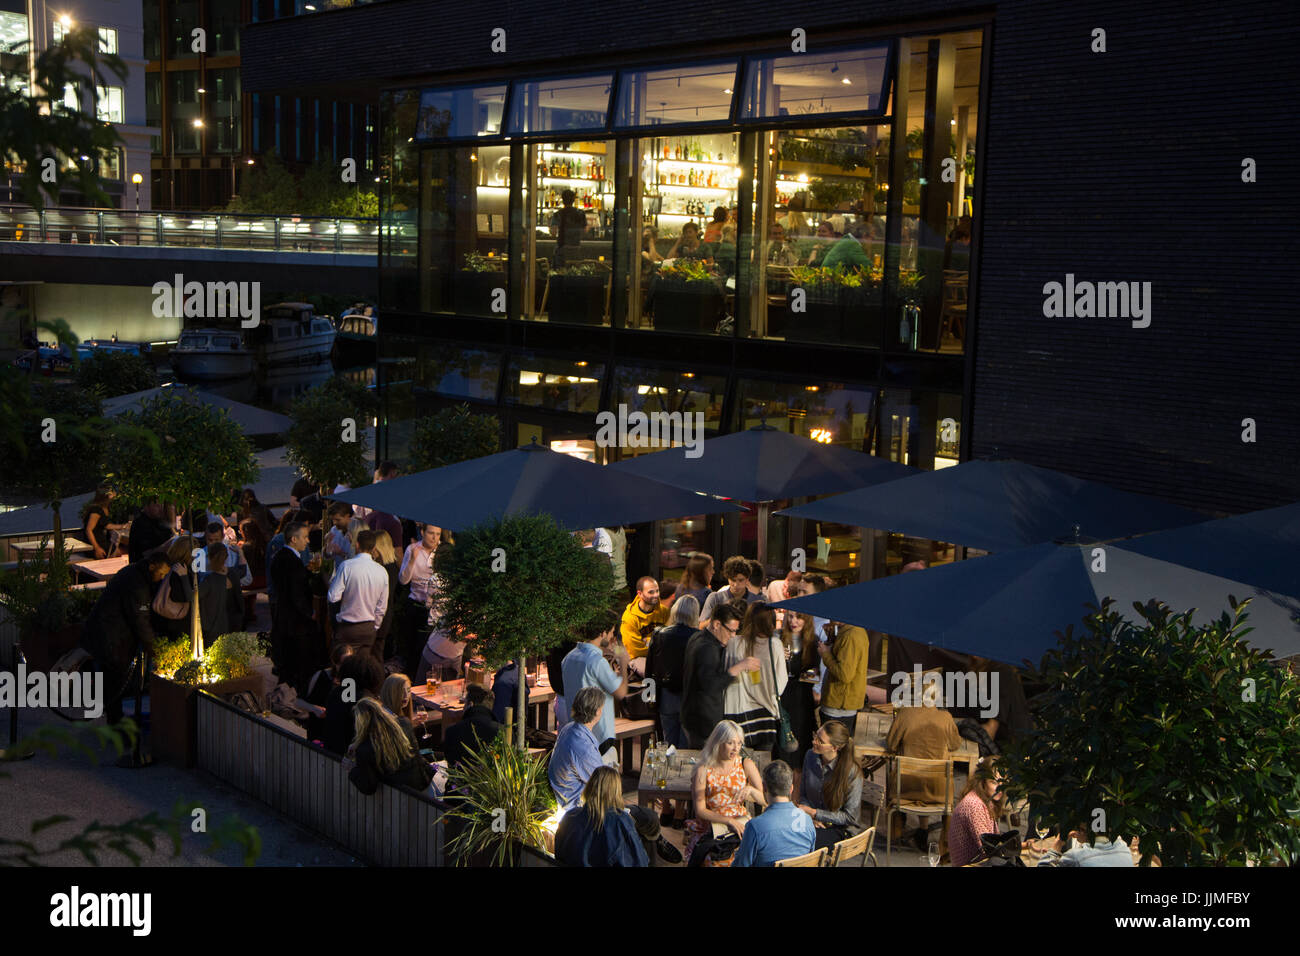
[853,710,979,770]
[636,748,772,809]
[410,677,556,732]
[1019,835,1148,866]
[74,555,129,581]
[12,537,93,556]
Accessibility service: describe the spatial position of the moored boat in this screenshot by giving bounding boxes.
[169,328,256,380]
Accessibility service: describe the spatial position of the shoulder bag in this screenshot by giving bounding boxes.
[152,571,190,620]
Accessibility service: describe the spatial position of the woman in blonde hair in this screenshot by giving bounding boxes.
[683,719,765,866]
[371,530,401,661]
[346,697,433,796]
[554,765,649,867]
[379,672,431,748]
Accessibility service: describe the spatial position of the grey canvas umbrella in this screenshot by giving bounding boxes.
[777,458,1206,552]
[771,538,1300,666]
[331,441,742,531]
[102,385,292,436]
[610,424,915,560]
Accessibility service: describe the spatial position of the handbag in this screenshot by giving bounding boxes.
[978,831,1025,867]
[152,572,189,620]
[767,637,799,754]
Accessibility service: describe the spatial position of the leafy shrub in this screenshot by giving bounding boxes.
[75,351,157,398]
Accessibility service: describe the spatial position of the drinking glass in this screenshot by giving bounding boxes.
[1035,818,1050,841]
[747,668,762,686]
[927,842,941,867]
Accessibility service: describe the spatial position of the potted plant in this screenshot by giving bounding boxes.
[654,260,724,334]
[443,731,558,867]
[455,252,506,316]
[1000,600,1300,867]
[786,265,843,343]
[150,631,270,767]
[839,267,885,348]
[547,261,608,326]
[0,544,101,672]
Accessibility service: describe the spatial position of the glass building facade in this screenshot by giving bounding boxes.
[377,26,987,586]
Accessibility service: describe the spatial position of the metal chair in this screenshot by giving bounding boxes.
[775,846,829,867]
[885,756,955,864]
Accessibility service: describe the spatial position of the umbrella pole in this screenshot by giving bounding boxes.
[757,503,769,572]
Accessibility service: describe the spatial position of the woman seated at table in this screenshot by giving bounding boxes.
[683,720,766,867]
[325,653,386,754]
[379,672,432,751]
[666,221,713,263]
[554,765,649,868]
[345,697,434,796]
[796,720,864,850]
[947,758,1006,867]
[887,677,963,848]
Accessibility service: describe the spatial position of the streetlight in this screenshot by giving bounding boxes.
[132,171,142,211]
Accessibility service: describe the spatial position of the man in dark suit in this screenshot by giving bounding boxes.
[79,554,170,726]
[442,683,503,767]
[127,499,172,563]
[269,521,318,692]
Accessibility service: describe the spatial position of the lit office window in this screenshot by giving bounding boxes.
[742,46,890,120]
[97,27,118,54]
[96,86,124,123]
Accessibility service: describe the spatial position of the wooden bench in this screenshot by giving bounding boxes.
[614,717,656,773]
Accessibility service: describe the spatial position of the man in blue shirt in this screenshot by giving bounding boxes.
[549,686,608,812]
[560,609,627,764]
[1036,830,1135,867]
[733,760,816,867]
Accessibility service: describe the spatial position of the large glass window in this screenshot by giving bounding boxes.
[380,89,420,311]
[415,344,501,402]
[506,355,604,414]
[748,124,890,345]
[170,1,200,57]
[95,86,123,123]
[212,68,241,152]
[211,0,240,53]
[522,140,615,326]
[415,83,507,140]
[97,28,118,55]
[610,365,727,453]
[742,46,890,120]
[628,132,741,334]
[507,74,612,135]
[142,0,160,59]
[615,62,738,128]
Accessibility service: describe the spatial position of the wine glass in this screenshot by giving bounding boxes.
[1035,817,1051,841]
[927,841,941,867]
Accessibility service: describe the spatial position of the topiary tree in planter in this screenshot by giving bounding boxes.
[104,393,259,657]
[408,404,500,472]
[434,513,612,749]
[999,599,1300,867]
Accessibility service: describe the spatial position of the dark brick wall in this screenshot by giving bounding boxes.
[243,0,1300,515]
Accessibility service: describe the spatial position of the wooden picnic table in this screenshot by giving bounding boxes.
[853,709,979,770]
[410,677,557,732]
[636,748,772,809]
[12,537,93,556]
[74,555,129,581]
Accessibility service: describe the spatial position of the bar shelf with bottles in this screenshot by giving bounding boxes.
[644,133,739,232]
[536,142,612,237]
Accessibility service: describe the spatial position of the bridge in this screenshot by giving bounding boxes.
[0,204,382,298]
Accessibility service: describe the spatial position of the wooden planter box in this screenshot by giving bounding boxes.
[654,280,723,334]
[453,270,506,316]
[150,673,264,768]
[18,622,84,673]
[841,286,885,348]
[548,274,607,325]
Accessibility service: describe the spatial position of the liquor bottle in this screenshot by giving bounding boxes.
[664,142,670,160]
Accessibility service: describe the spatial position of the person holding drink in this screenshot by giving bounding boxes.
[683,720,766,867]
[722,603,787,753]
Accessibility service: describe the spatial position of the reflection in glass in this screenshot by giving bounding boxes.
[616,62,737,127]
[742,46,889,120]
[737,379,877,451]
[610,365,726,456]
[506,356,604,414]
[415,84,507,140]
[508,74,612,135]
[415,345,501,403]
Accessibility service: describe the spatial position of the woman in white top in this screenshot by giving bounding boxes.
[723,603,788,754]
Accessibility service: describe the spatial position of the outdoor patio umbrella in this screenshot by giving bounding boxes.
[770,539,1300,666]
[1123,500,1300,598]
[609,424,916,561]
[776,458,1206,552]
[330,441,742,531]
[608,424,916,501]
[102,384,292,436]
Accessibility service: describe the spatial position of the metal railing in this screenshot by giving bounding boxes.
[0,204,379,255]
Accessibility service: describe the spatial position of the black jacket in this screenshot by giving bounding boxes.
[547,640,576,698]
[644,623,694,694]
[442,705,502,767]
[177,571,231,641]
[348,736,434,795]
[80,560,157,684]
[681,629,732,742]
[269,545,315,635]
[127,515,172,563]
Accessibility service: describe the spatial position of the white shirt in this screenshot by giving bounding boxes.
[190,537,253,587]
[327,552,389,626]
[399,541,438,605]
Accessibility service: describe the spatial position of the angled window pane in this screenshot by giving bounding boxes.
[506,354,605,413]
[507,74,612,135]
[414,83,507,141]
[615,62,737,128]
[742,46,889,120]
[416,345,501,402]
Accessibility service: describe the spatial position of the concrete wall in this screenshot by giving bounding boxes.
[33,283,178,342]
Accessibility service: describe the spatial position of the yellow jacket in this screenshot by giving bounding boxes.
[821,625,870,711]
[621,599,670,659]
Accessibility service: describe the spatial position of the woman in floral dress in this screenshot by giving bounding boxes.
[684,720,766,866]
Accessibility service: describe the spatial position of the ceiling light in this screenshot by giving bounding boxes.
[197,87,206,93]
[724,88,732,94]
[192,119,203,128]
[841,77,852,85]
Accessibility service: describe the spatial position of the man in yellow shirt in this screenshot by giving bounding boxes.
[620,576,670,664]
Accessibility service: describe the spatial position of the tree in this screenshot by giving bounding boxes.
[999,600,1300,867]
[75,350,158,398]
[0,380,105,567]
[104,394,259,655]
[409,404,500,471]
[1,26,127,209]
[284,375,377,494]
[434,514,612,748]
[225,151,378,218]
